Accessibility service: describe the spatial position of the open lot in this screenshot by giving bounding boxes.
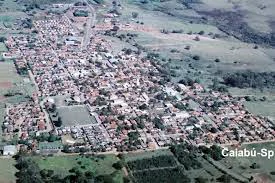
[0,158,16,183]
[56,105,97,127]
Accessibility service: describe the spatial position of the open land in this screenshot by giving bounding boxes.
[33,154,123,181]
[0,158,16,183]
[1,0,275,182]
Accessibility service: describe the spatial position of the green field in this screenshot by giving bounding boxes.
[33,154,123,182]
[229,87,275,120]
[125,149,173,161]
[220,142,275,182]
[0,43,7,52]
[0,158,17,183]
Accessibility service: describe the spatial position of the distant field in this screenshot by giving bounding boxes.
[33,154,123,182]
[0,158,16,183]
[0,0,22,12]
[198,0,275,34]
[245,101,275,120]
[229,87,275,120]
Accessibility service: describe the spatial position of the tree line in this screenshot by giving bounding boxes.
[223,71,275,89]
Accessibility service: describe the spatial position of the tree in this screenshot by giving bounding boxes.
[250,162,260,169]
[128,131,139,141]
[153,117,165,130]
[54,117,62,127]
[198,30,205,35]
[193,55,200,60]
[125,48,132,55]
[0,36,7,42]
[195,176,208,183]
[217,174,231,183]
[15,157,44,183]
[139,103,148,110]
[132,12,138,18]
[112,160,125,169]
[48,134,58,142]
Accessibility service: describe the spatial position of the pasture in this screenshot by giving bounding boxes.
[33,154,123,182]
[0,158,17,183]
[220,142,275,182]
[0,43,7,52]
[229,88,275,120]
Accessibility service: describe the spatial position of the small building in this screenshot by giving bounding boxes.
[37,141,63,154]
[3,145,17,156]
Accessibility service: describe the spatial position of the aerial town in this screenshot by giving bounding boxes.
[1,2,275,156]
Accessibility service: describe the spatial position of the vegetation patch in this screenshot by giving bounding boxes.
[13,154,124,183]
[132,166,190,183]
[127,155,177,170]
[223,71,275,89]
[0,158,17,183]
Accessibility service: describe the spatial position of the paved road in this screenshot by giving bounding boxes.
[82,0,96,51]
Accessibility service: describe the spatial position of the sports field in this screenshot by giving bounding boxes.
[56,105,98,127]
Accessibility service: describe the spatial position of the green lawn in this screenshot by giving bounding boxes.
[33,154,123,182]
[0,158,17,183]
[0,43,7,52]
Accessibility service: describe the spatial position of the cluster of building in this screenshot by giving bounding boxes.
[3,96,48,140]
[2,9,275,154]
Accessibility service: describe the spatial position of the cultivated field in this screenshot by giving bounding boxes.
[125,148,240,183]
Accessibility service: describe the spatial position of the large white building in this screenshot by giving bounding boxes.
[3,145,17,156]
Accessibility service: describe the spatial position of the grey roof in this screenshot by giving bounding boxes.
[3,145,17,153]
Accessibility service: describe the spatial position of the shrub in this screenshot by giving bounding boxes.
[193,55,200,60]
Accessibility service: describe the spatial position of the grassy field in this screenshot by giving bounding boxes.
[229,87,275,120]
[0,43,7,52]
[199,0,275,34]
[104,0,275,92]
[125,149,173,161]
[0,158,17,183]
[33,154,123,182]
[221,142,275,182]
